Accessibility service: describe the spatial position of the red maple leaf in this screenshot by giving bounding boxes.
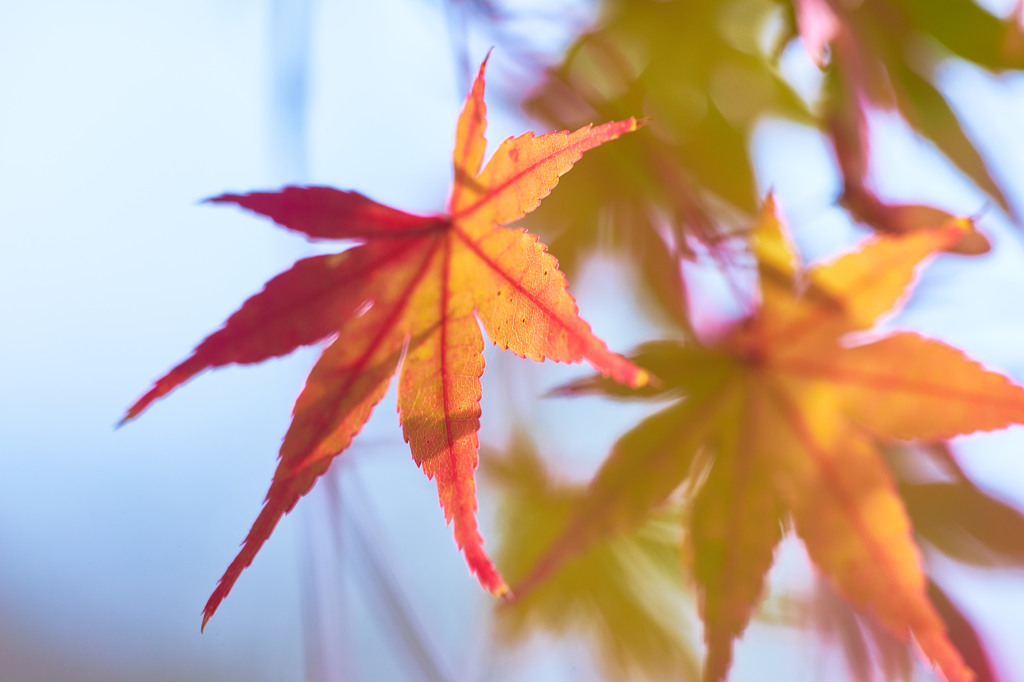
[121,55,647,628]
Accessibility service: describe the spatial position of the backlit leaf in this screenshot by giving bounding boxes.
[122,56,645,628]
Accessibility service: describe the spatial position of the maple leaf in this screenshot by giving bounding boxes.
[121,55,647,628]
[513,197,1024,682]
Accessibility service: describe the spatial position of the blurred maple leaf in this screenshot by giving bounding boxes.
[482,433,700,681]
[803,442,1020,682]
[513,197,1024,681]
[518,0,810,328]
[121,55,647,628]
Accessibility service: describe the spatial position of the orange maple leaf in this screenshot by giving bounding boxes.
[121,55,646,629]
[516,197,1024,682]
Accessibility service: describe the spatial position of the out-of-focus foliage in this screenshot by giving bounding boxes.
[520,0,809,327]
[804,0,1017,253]
[808,576,915,682]
[898,445,1024,570]
[483,433,700,681]
[491,0,1024,321]
[803,442,1023,682]
[511,201,1024,681]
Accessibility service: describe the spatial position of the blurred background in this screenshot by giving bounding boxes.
[4,0,1024,680]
